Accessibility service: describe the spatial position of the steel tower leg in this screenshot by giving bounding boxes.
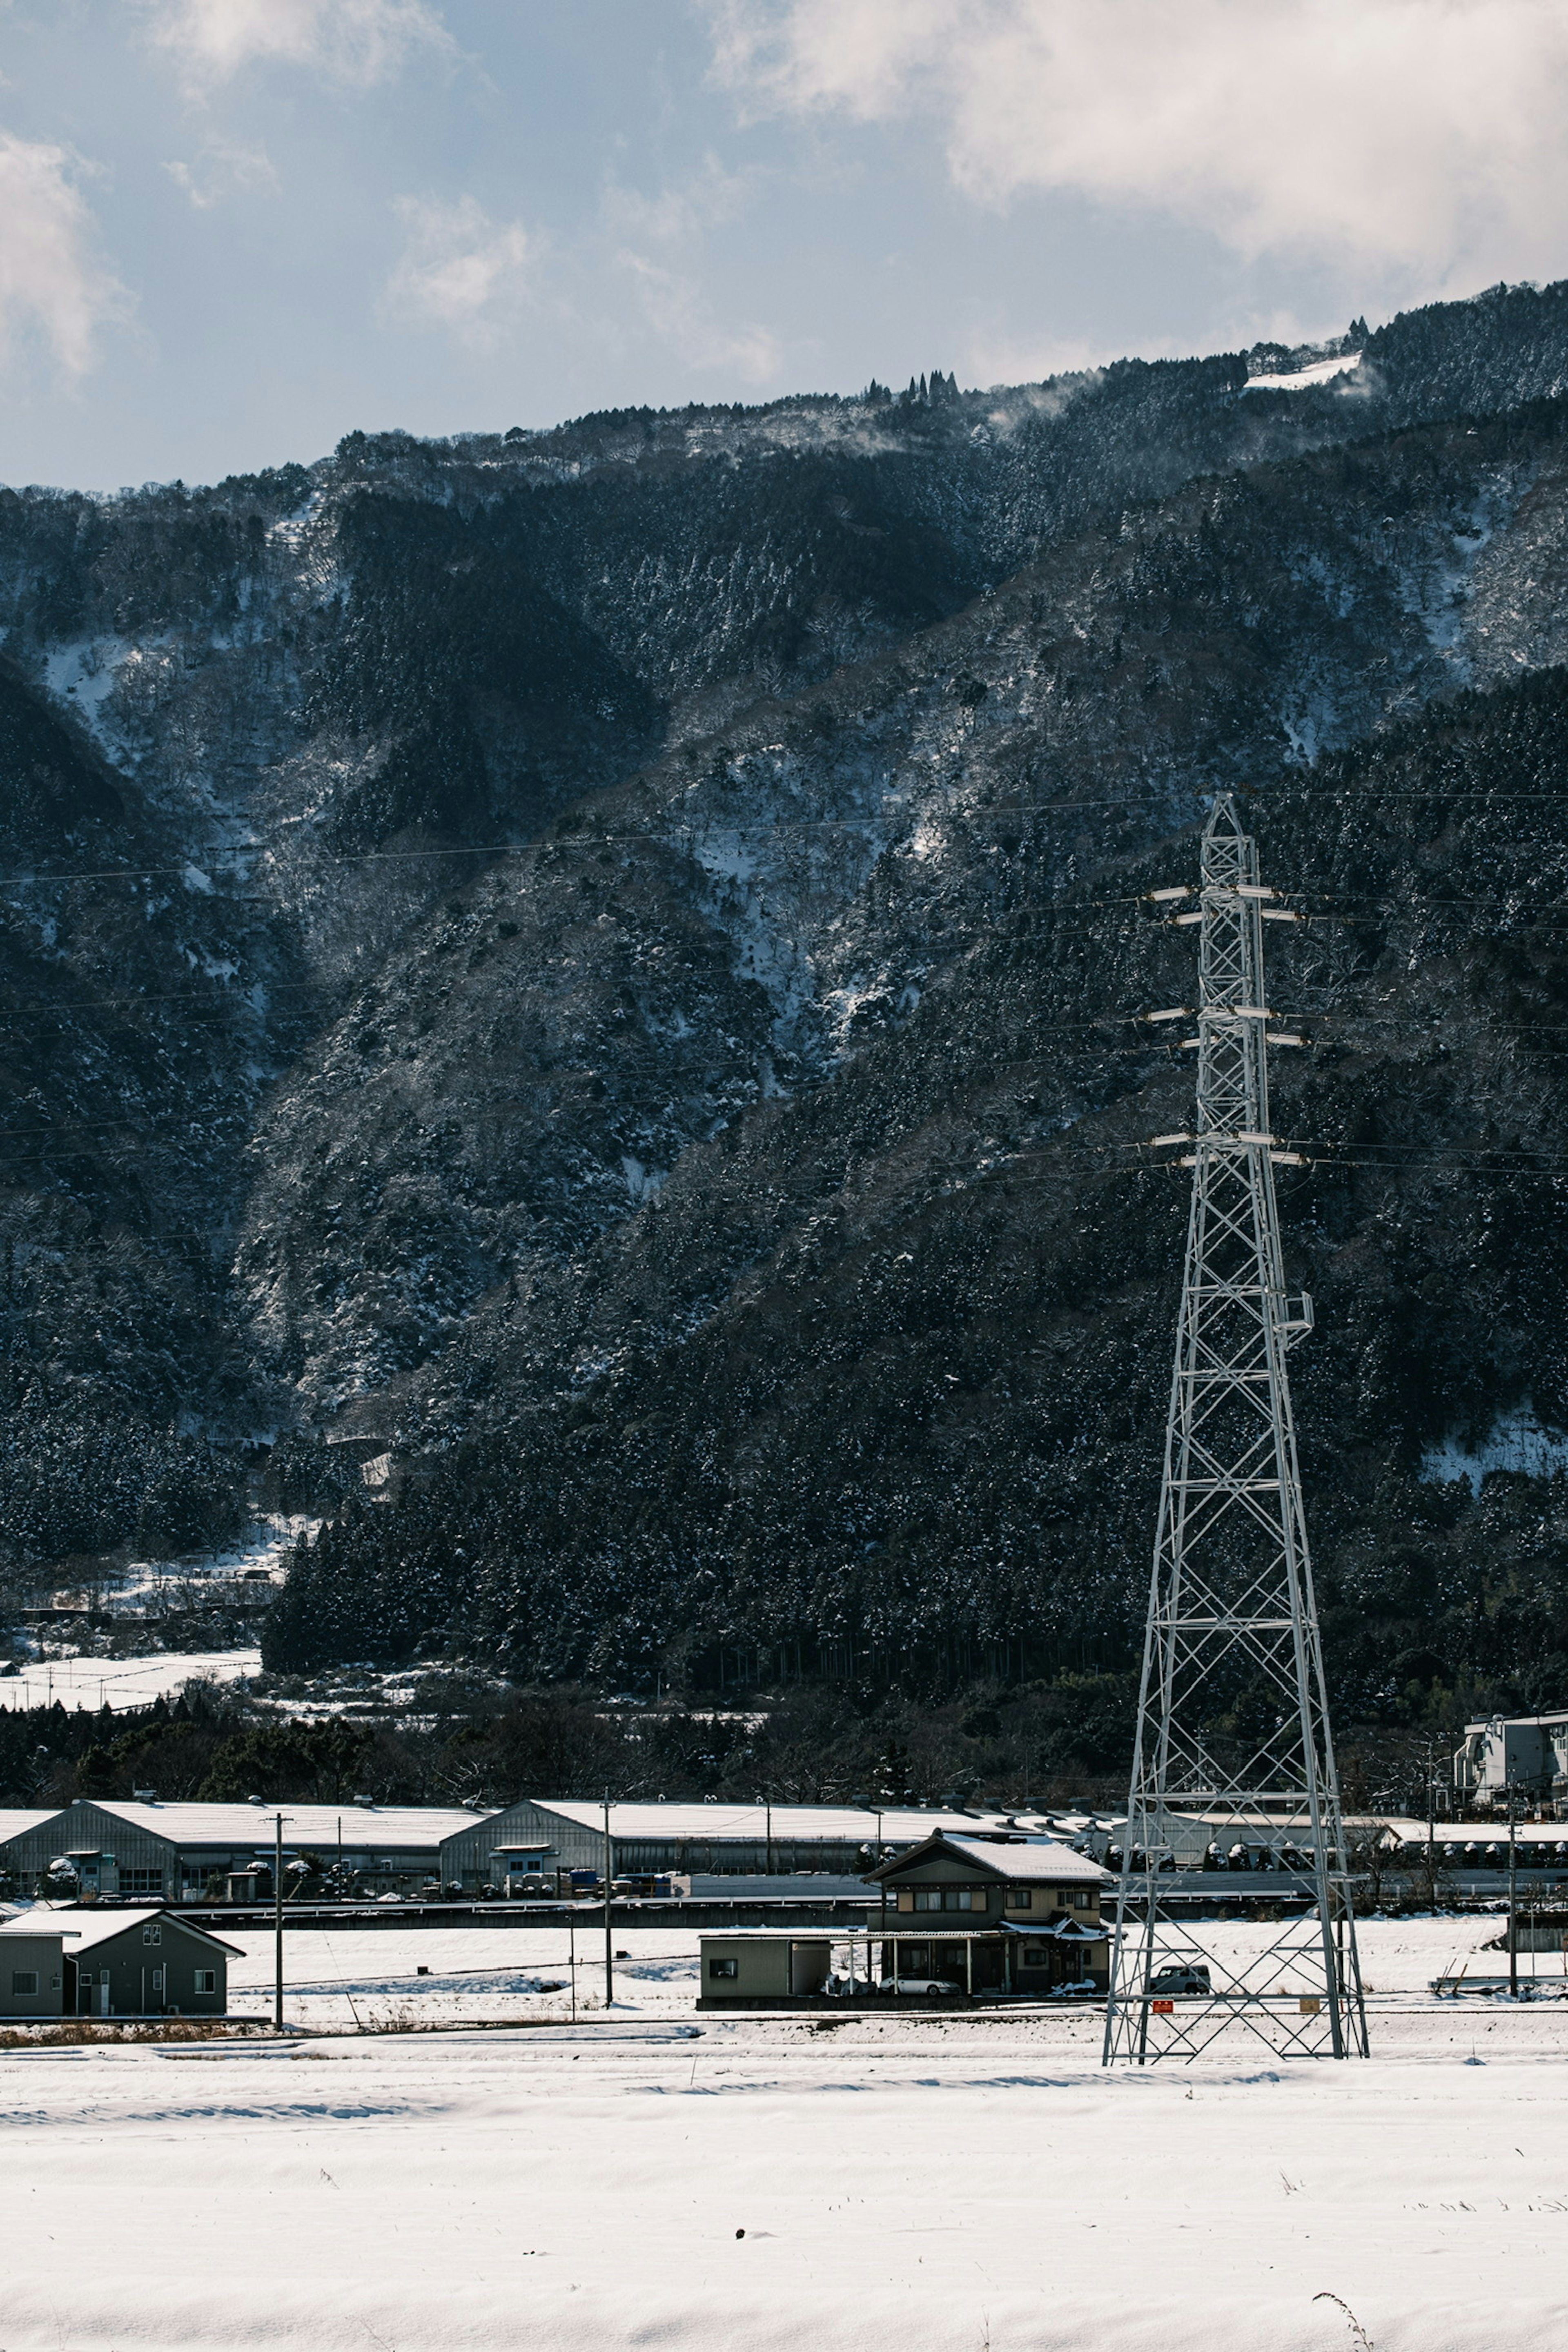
[1102,794,1368,2064]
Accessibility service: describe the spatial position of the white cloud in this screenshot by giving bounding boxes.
[164,139,280,209]
[380,196,535,344]
[145,0,449,88]
[961,328,1118,389]
[617,251,782,381]
[603,155,758,247]
[601,158,780,382]
[708,0,1568,285]
[0,134,126,379]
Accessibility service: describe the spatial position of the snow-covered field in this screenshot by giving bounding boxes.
[0,1647,261,1712]
[4,1928,1568,2352]
[1243,350,1364,392]
[212,1910,1563,2030]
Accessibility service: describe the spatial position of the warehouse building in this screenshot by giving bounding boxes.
[438,1799,1087,1889]
[0,1907,239,2018]
[0,1811,61,1893]
[1454,1714,1568,1813]
[0,1798,485,1902]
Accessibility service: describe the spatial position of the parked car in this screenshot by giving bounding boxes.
[1147,1964,1211,1996]
[879,1975,961,1996]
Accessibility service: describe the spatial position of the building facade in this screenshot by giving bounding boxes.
[0,1799,484,1902]
[1455,1715,1568,1813]
[0,1927,65,2018]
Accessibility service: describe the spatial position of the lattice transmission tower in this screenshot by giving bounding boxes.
[1102,793,1368,2063]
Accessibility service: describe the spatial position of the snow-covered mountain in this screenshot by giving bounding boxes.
[5,280,1568,1709]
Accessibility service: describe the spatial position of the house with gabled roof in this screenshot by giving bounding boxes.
[699,1829,1113,2007]
[0,1907,241,2018]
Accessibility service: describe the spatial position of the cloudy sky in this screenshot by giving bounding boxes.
[3,0,1566,490]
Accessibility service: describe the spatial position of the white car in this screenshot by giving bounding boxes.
[879,1975,961,1996]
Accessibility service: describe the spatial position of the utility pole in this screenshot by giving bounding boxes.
[273,1812,286,2032]
[1103,794,1368,2065]
[602,1789,614,2010]
[855,1794,889,1987]
[1508,1777,1519,1998]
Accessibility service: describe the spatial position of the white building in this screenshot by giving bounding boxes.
[437,1799,1101,1890]
[1454,1715,1568,1813]
[0,1797,486,1901]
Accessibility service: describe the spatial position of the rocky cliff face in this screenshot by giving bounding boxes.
[6,281,1568,1714]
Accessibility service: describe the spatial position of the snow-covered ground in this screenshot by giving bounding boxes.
[1244,351,1364,392]
[94,1515,308,1612]
[3,1922,1568,2352]
[0,1648,261,1712]
[216,1911,1564,2031]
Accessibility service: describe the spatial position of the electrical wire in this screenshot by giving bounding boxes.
[16,775,1568,897]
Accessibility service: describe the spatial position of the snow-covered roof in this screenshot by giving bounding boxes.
[910,1834,1110,1885]
[28,1800,486,1848]
[999,1918,1108,1941]
[522,1800,1054,1844]
[1183,1812,1568,1848]
[0,1908,241,1956]
[0,1809,58,1846]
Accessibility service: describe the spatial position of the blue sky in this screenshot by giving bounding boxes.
[2,1,1566,492]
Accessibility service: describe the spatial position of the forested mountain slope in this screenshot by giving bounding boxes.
[3,281,1568,1721]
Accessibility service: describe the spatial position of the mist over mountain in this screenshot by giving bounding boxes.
[6,279,1568,1729]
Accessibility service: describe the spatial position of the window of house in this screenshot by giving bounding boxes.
[1005,1889,1033,1909]
[912,1889,944,1911]
[942,1889,978,1911]
[120,1870,164,1895]
[141,1924,162,1945]
[1021,1944,1049,1966]
[11,1971,38,1995]
[1071,1890,1092,1909]
[707,1958,738,1980]
[194,1969,217,1994]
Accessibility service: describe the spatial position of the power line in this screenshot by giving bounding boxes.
[17,775,1568,896]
